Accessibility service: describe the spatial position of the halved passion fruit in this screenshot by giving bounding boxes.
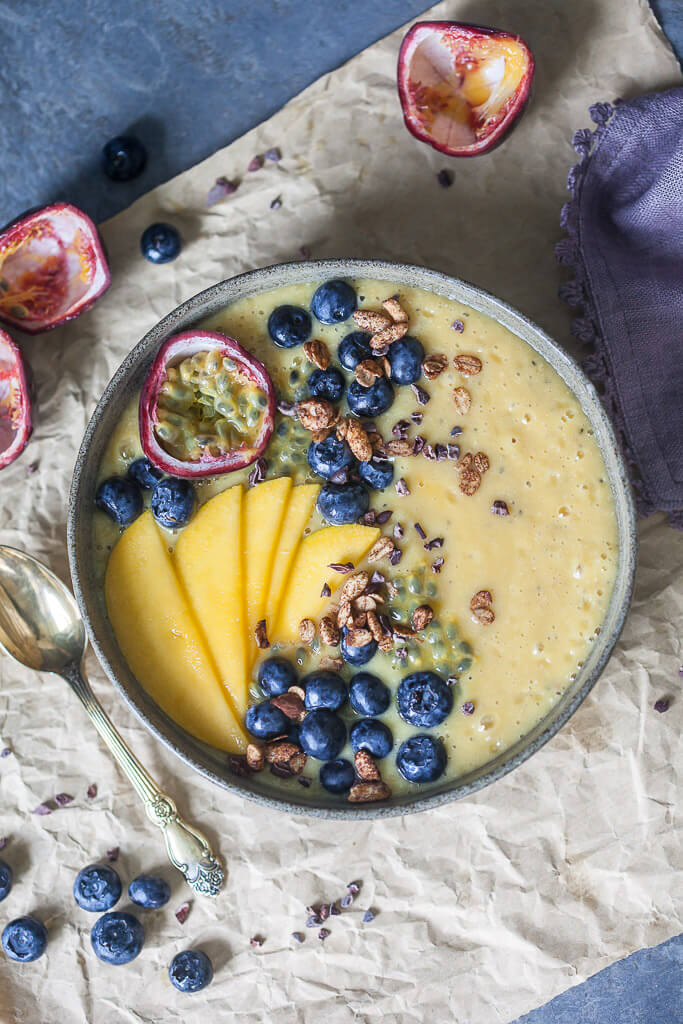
[0,329,32,469]
[0,202,110,334]
[398,21,535,157]
[139,330,276,478]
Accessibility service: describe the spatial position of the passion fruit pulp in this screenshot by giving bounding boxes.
[139,330,276,478]
[0,203,110,334]
[0,328,32,470]
[398,21,535,157]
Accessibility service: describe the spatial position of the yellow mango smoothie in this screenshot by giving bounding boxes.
[93,278,618,801]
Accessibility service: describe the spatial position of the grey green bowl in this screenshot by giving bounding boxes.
[67,259,637,819]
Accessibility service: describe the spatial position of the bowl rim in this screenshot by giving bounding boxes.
[67,258,637,820]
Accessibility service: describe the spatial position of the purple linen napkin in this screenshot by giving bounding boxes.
[556,89,683,527]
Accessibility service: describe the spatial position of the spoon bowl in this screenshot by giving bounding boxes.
[0,546,86,674]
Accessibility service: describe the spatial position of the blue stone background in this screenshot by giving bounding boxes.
[0,1,680,1019]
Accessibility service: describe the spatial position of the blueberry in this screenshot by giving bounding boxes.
[73,864,122,912]
[350,718,393,759]
[396,734,447,783]
[319,758,355,794]
[141,223,182,264]
[396,671,453,727]
[128,874,171,909]
[258,656,297,697]
[268,305,312,348]
[302,670,347,711]
[2,917,47,962]
[0,859,12,902]
[338,330,372,370]
[340,628,377,666]
[311,280,357,325]
[307,437,355,480]
[317,482,369,525]
[358,459,394,491]
[90,911,144,965]
[245,700,290,740]
[308,367,345,402]
[387,335,425,385]
[127,457,163,490]
[102,135,147,182]
[346,378,395,418]
[151,477,196,528]
[169,949,214,993]
[95,476,143,525]
[349,672,391,716]
[298,709,346,760]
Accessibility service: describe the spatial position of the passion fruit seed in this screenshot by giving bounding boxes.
[155,349,267,462]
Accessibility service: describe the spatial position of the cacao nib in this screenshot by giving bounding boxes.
[375,509,392,525]
[447,443,460,460]
[410,411,423,425]
[107,847,120,862]
[435,444,448,461]
[270,196,282,210]
[33,802,53,816]
[318,928,330,941]
[393,523,404,539]
[362,909,375,923]
[371,571,386,585]
[328,562,354,574]
[451,319,465,333]
[424,537,444,551]
[319,904,331,922]
[206,177,239,206]
[389,548,403,566]
[437,169,454,188]
[250,935,265,947]
[423,444,436,460]
[392,419,410,439]
[87,784,98,799]
[450,426,463,436]
[395,478,410,496]
[363,510,377,525]
[291,932,305,943]
[175,902,191,924]
[340,894,353,908]
[248,457,268,486]
[411,384,430,405]
[347,881,360,896]
[414,522,426,539]
[461,701,475,715]
[54,793,74,807]
[491,500,510,516]
[654,698,671,713]
[431,558,444,573]
[306,914,322,928]
[248,155,264,172]
[320,582,332,598]
[330,903,341,916]
[412,435,425,455]
[264,147,281,162]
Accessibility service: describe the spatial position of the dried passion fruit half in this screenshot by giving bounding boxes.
[0,329,32,469]
[139,330,276,478]
[398,21,535,157]
[0,202,110,334]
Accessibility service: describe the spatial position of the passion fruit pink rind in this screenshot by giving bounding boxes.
[139,330,276,479]
[398,21,535,158]
[0,202,111,334]
[0,328,32,470]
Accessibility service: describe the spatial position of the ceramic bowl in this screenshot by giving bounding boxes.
[67,259,637,819]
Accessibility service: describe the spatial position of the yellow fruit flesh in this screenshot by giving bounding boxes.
[243,477,292,659]
[274,524,380,643]
[262,483,319,641]
[174,485,248,716]
[104,510,247,752]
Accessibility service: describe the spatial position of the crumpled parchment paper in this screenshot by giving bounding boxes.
[0,2,681,1022]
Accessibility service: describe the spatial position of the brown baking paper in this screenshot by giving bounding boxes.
[1,1,681,1021]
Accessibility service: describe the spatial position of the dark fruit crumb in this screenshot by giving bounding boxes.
[362,909,375,923]
[291,932,305,943]
[248,155,264,172]
[451,320,465,333]
[107,847,120,862]
[491,500,510,516]
[437,169,453,188]
[54,793,73,807]
[462,701,475,715]
[264,147,281,162]
[318,928,330,941]
[414,522,426,539]
[206,177,239,206]
[654,698,671,713]
[86,784,98,799]
[250,936,265,948]
[33,802,53,816]
[270,196,283,210]
[175,902,191,924]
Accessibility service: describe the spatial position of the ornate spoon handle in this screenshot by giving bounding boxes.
[61,660,225,897]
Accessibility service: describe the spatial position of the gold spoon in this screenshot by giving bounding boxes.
[0,545,224,897]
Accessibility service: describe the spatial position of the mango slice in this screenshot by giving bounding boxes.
[243,477,292,658]
[104,510,247,752]
[263,483,319,641]
[274,524,380,643]
[174,485,248,716]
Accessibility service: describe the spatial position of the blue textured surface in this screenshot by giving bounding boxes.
[0,0,681,1019]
